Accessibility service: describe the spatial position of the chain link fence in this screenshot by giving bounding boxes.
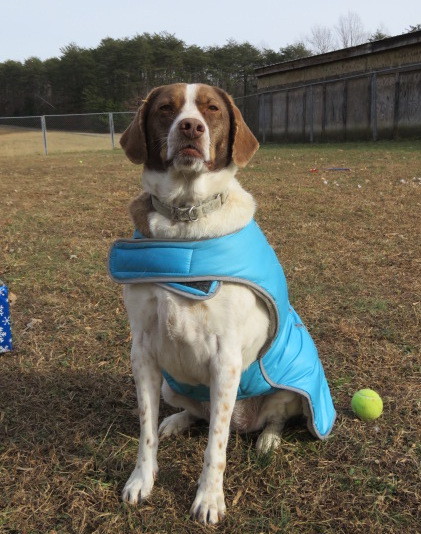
[0,112,135,156]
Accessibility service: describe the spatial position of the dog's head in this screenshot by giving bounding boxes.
[120,83,259,174]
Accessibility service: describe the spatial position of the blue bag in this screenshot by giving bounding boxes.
[0,281,13,353]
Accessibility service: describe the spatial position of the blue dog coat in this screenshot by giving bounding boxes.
[108,220,336,439]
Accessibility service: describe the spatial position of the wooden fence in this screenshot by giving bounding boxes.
[236,63,421,142]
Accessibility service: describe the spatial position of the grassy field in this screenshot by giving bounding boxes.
[0,141,420,533]
[0,126,120,156]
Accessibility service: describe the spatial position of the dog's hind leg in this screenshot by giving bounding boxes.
[256,420,285,453]
[255,390,303,454]
[159,410,197,437]
[159,379,206,438]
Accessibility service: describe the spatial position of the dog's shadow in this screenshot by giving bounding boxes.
[0,366,214,485]
[1,366,140,470]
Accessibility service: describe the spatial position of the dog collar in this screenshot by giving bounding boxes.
[150,192,228,222]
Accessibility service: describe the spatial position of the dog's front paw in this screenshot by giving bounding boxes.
[122,466,156,504]
[190,487,226,524]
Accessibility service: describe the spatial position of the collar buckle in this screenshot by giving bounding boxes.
[152,192,227,222]
[171,205,199,222]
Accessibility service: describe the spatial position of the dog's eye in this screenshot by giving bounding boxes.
[208,105,219,111]
[159,104,173,112]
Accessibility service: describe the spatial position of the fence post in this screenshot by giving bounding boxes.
[343,80,348,141]
[41,115,48,155]
[259,94,266,144]
[285,91,289,142]
[109,113,115,149]
[370,73,378,141]
[393,72,400,140]
[309,85,314,143]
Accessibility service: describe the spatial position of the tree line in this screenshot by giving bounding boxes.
[1,20,419,118]
[0,33,311,117]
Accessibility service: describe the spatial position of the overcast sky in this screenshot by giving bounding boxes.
[1,0,419,63]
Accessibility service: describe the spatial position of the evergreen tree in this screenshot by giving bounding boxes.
[0,33,312,116]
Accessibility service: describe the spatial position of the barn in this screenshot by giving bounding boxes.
[239,30,421,142]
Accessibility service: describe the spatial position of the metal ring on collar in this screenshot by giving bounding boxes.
[188,206,199,221]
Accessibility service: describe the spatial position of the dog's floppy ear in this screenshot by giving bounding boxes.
[222,93,259,168]
[120,103,148,164]
[120,86,163,164]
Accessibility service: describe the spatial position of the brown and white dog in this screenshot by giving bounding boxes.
[119,83,303,524]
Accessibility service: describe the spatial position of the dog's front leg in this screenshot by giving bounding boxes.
[122,339,162,504]
[190,342,242,524]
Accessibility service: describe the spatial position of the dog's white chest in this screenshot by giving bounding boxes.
[123,282,269,387]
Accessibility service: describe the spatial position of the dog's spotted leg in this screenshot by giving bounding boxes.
[122,340,162,504]
[190,342,242,525]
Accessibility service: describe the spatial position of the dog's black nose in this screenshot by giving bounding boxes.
[179,118,205,139]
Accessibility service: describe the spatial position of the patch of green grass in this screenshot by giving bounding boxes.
[354,297,389,315]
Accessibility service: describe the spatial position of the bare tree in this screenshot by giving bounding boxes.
[335,11,369,48]
[306,25,337,54]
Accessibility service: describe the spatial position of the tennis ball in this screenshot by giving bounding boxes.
[351,389,383,421]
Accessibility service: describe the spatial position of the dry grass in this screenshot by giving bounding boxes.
[0,126,120,156]
[0,141,420,534]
